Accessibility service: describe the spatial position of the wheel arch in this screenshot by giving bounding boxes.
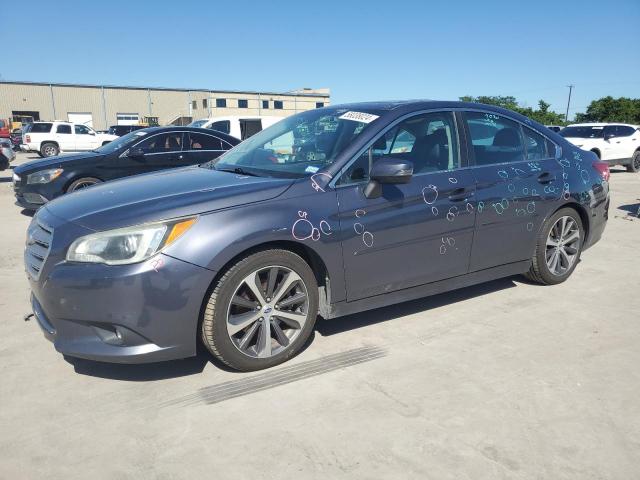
[551,201,591,245]
[201,240,332,321]
[63,174,104,193]
[590,148,601,159]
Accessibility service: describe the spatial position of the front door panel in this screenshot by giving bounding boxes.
[338,170,476,301]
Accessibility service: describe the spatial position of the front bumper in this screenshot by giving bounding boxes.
[13,174,58,210]
[26,208,216,363]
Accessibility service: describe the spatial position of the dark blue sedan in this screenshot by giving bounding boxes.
[24,101,609,371]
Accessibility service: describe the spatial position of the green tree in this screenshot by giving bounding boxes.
[574,96,640,124]
[460,96,565,125]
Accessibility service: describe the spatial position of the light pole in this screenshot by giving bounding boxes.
[565,85,574,122]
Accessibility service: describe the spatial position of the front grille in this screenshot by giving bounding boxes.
[25,221,53,280]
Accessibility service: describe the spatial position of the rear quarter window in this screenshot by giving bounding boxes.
[30,123,53,133]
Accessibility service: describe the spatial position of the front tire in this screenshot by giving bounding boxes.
[627,151,640,173]
[40,142,59,157]
[67,177,101,192]
[525,208,584,285]
[201,249,319,371]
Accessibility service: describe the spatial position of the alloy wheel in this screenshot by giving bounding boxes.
[226,266,309,358]
[545,216,580,276]
[71,180,98,191]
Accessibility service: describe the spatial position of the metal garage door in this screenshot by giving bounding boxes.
[67,112,93,127]
[117,113,140,126]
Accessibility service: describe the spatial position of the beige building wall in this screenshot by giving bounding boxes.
[0,82,331,130]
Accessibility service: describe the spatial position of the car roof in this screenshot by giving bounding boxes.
[132,125,241,142]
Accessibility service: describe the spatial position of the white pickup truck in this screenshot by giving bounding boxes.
[188,116,284,141]
[21,121,118,157]
[560,123,640,172]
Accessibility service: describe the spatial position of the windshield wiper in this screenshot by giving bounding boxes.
[215,166,262,177]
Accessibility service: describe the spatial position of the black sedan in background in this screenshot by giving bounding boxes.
[13,126,240,210]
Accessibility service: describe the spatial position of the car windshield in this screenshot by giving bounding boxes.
[93,130,152,154]
[203,107,382,178]
[560,126,604,138]
[188,119,208,128]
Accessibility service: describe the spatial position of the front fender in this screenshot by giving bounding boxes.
[163,188,347,303]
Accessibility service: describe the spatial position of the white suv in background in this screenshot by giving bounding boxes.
[188,116,284,141]
[21,121,118,157]
[560,123,640,172]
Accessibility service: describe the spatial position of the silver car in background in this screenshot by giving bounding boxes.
[0,137,16,170]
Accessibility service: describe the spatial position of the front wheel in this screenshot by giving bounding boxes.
[525,208,584,285]
[67,177,102,192]
[201,249,319,371]
[627,151,640,173]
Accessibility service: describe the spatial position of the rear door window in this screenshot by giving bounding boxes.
[186,132,223,151]
[56,124,72,134]
[522,126,549,160]
[464,112,525,165]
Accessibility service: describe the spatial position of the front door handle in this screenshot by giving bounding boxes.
[448,187,474,202]
[537,172,556,184]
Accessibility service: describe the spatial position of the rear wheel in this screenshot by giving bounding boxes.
[67,177,101,192]
[201,249,318,371]
[627,151,640,173]
[40,143,59,157]
[525,208,584,285]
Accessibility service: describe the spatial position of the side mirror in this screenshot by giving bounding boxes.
[363,157,413,199]
[89,131,96,136]
[129,148,145,159]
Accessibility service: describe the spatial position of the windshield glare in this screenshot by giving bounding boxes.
[560,126,604,139]
[206,108,381,177]
[93,130,151,154]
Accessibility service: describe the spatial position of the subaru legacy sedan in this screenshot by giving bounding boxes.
[25,101,609,371]
[13,126,239,210]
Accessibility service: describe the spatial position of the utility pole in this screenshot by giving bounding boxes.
[565,84,574,122]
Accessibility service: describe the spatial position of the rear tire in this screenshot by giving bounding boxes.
[201,249,318,371]
[627,151,640,173]
[40,143,59,157]
[67,177,101,192]
[590,149,601,159]
[525,208,584,285]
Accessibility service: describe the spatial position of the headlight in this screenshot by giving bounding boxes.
[66,217,197,265]
[27,168,63,184]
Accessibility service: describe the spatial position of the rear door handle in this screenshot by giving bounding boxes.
[537,172,556,184]
[448,187,474,202]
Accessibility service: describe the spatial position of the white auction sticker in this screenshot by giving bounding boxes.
[338,111,380,124]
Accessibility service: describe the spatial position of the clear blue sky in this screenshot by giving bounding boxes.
[2,0,639,119]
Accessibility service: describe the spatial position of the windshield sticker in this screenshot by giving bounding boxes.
[134,131,148,136]
[339,111,380,124]
[592,126,604,129]
[305,165,320,173]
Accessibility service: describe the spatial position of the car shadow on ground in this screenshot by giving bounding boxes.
[618,202,640,217]
[316,276,518,336]
[66,331,318,382]
[65,277,518,381]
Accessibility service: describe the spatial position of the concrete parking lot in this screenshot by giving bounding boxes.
[1,151,639,479]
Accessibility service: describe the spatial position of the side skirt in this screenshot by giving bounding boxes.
[325,260,531,319]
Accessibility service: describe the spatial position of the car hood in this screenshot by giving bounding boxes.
[14,151,103,174]
[44,166,294,231]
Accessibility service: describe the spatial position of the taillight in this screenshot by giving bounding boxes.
[25,135,31,143]
[593,161,610,182]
